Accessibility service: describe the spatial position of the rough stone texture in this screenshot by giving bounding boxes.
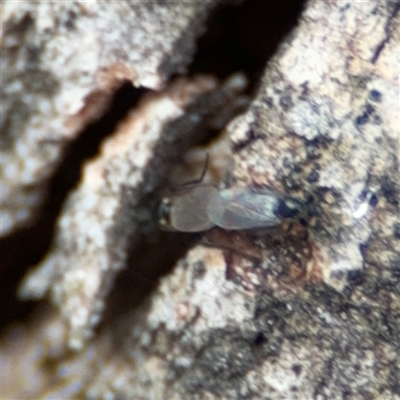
[1,1,216,237]
[18,73,248,349]
[2,0,400,399]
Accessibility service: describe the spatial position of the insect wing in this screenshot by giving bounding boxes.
[209,188,281,230]
[162,186,219,232]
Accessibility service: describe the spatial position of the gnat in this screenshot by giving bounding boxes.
[159,185,305,232]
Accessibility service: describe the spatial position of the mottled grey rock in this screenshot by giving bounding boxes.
[18,74,248,349]
[3,1,400,399]
[1,1,216,236]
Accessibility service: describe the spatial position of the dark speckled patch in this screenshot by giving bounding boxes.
[369,89,382,102]
[183,329,256,396]
[2,10,61,147]
[1,100,31,149]
[388,364,400,395]
[20,69,60,96]
[393,222,400,239]
[63,9,78,30]
[193,261,206,279]
[2,68,60,149]
[4,12,34,37]
[279,93,294,111]
[305,283,349,314]
[292,364,302,376]
[307,166,320,183]
[380,176,399,206]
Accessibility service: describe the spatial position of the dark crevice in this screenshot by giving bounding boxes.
[0,82,147,332]
[101,1,307,338]
[100,231,201,339]
[371,2,400,64]
[2,0,306,334]
[188,0,305,94]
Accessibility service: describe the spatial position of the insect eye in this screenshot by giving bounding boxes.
[158,198,172,228]
[275,197,305,219]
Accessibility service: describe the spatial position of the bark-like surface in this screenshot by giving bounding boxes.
[2,1,400,399]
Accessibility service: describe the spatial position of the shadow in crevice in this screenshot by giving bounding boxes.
[189,0,306,94]
[2,0,307,339]
[99,0,307,344]
[0,82,148,332]
[101,231,200,333]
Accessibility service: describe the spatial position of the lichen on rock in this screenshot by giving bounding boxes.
[2,1,400,399]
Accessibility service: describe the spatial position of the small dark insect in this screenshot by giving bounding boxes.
[159,185,305,232]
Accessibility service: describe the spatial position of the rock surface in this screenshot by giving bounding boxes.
[1,1,215,236]
[2,1,400,399]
